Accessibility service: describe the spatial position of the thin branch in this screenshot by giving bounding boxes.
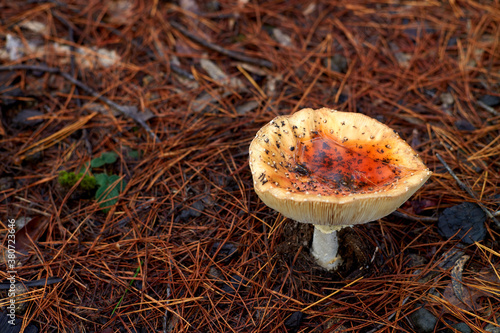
[170,21,273,69]
[106,26,195,80]
[0,277,62,290]
[0,64,160,142]
[435,153,500,228]
[392,210,438,223]
[477,100,500,117]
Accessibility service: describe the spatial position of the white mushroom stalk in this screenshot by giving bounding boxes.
[311,225,343,270]
[249,108,431,270]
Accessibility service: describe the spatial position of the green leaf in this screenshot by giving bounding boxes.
[95,173,110,187]
[91,151,118,168]
[97,188,120,211]
[128,149,140,159]
[90,158,105,168]
[94,173,127,212]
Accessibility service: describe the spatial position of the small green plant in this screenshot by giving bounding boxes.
[59,151,127,212]
[90,151,126,212]
[90,151,118,168]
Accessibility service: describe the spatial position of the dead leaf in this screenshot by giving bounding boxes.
[4,216,48,260]
[200,58,228,81]
[303,2,316,15]
[200,58,245,89]
[236,101,260,115]
[190,91,231,113]
[5,34,32,61]
[451,255,470,306]
[84,103,155,122]
[120,106,156,122]
[190,59,248,113]
[19,20,49,35]
[442,259,500,311]
[180,0,200,14]
[272,28,292,47]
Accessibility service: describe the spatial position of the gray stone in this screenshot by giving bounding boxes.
[12,109,44,128]
[485,322,500,333]
[447,322,471,333]
[409,307,437,333]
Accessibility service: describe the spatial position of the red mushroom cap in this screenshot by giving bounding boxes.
[249,108,431,227]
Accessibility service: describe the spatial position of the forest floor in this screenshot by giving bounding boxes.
[1,1,500,332]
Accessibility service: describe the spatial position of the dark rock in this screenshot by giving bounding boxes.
[177,200,205,221]
[284,311,305,333]
[221,274,246,295]
[409,307,437,333]
[424,88,437,97]
[438,202,487,244]
[331,54,348,73]
[0,311,38,333]
[402,20,437,40]
[455,119,475,131]
[12,110,44,128]
[323,54,348,73]
[0,73,23,106]
[493,194,500,209]
[447,37,457,47]
[479,95,500,107]
[22,149,43,164]
[211,242,239,263]
[0,177,14,191]
[337,94,348,104]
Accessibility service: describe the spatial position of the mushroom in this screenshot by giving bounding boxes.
[249,108,431,270]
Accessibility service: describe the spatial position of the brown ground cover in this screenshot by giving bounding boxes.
[0,0,499,332]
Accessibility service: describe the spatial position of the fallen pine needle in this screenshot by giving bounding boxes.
[301,276,364,312]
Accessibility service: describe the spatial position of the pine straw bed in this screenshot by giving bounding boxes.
[0,0,499,332]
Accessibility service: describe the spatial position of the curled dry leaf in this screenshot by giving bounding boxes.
[191,59,247,112]
[442,256,500,311]
[2,216,48,261]
[200,59,245,89]
[451,255,470,306]
[19,20,49,35]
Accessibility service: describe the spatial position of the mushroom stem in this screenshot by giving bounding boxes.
[311,225,343,270]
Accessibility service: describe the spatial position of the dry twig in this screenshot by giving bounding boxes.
[436,153,500,228]
[0,64,159,142]
[170,21,273,69]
